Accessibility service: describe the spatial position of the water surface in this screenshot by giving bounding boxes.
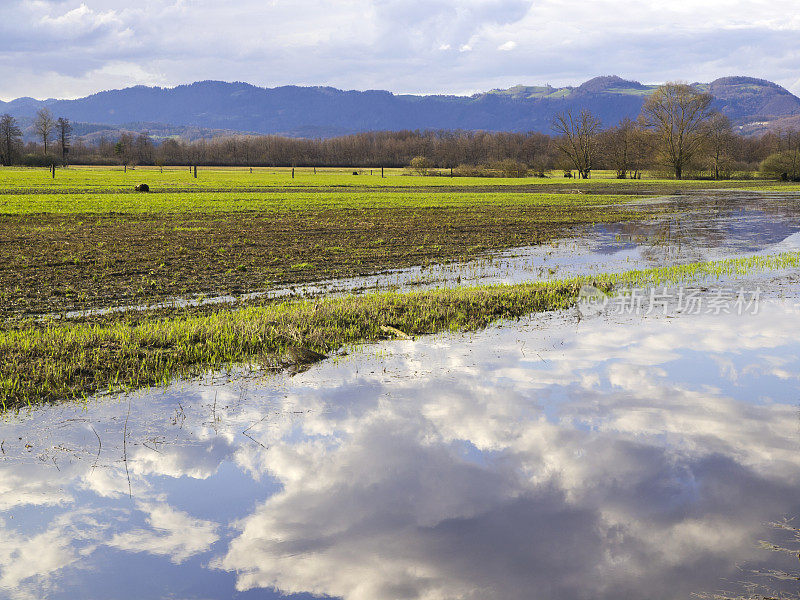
[3,288,800,599]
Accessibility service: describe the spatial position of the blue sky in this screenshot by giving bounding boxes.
[1,0,799,101]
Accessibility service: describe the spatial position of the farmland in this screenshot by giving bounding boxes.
[5,11,800,598]
[2,165,800,407]
[0,166,663,318]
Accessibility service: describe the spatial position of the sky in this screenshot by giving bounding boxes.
[1,0,799,101]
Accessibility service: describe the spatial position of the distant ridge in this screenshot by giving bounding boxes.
[1,76,798,139]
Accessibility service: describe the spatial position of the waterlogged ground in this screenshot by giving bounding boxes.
[3,184,800,599]
[4,165,800,320]
[2,276,800,599]
[58,190,800,318]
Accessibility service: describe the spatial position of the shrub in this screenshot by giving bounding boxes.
[452,164,489,177]
[760,151,800,181]
[410,156,432,175]
[491,159,528,178]
[20,154,56,167]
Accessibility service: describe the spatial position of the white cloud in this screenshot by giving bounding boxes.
[212,301,800,600]
[0,522,76,598]
[108,502,219,564]
[0,0,798,100]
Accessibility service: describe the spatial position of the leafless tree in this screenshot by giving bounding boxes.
[552,110,601,179]
[640,82,714,179]
[704,113,735,179]
[0,114,22,166]
[56,117,73,166]
[599,117,640,179]
[34,108,56,155]
[41,127,783,174]
[134,132,154,164]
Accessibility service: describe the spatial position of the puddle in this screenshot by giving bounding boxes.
[53,191,800,319]
[4,274,800,599]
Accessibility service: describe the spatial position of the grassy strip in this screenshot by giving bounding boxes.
[2,166,799,194]
[0,190,631,215]
[1,251,798,410]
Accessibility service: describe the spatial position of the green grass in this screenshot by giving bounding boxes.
[0,165,608,192]
[2,165,798,194]
[2,251,797,410]
[0,189,633,215]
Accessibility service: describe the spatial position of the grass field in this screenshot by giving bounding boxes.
[2,165,798,407]
[0,189,632,214]
[2,165,800,193]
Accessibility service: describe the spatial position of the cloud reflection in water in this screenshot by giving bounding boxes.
[2,300,800,599]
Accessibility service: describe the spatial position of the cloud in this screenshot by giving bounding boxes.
[0,0,799,100]
[130,437,236,480]
[108,502,219,564]
[0,509,117,600]
[0,521,77,599]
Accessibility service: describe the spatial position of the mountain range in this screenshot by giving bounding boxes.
[2,75,799,140]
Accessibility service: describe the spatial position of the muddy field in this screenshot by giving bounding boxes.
[2,169,669,318]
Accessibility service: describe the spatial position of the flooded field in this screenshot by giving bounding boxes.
[3,187,800,599]
[3,290,800,599]
[57,190,800,319]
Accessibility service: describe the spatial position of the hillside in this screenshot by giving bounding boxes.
[1,76,798,139]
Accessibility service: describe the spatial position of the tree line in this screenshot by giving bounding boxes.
[2,84,799,180]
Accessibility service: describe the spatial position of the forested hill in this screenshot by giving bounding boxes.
[2,75,799,138]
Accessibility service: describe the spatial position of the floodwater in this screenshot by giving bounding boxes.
[3,193,800,600]
[58,191,800,319]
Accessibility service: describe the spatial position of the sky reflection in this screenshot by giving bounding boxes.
[2,299,800,599]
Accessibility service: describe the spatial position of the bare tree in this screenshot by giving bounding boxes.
[0,114,22,166]
[704,113,734,179]
[628,120,655,179]
[114,133,136,168]
[640,82,713,179]
[134,132,153,164]
[56,117,73,166]
[552,110,601,179]
[34,108,56,155]
[599,117,640,179]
